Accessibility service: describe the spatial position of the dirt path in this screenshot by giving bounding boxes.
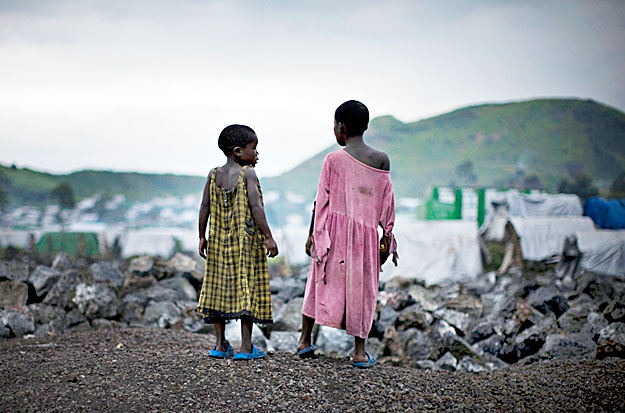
[1,328,624,412]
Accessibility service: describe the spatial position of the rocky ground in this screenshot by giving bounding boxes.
[1,328,624,412]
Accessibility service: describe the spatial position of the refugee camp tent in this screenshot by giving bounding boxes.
[482,192,583,241]
[583,197,625,230]
[381,215,483,285]
[35,232,101,257]
[498,216,597,273]
[119,228,178,258]
[575,230,625,277]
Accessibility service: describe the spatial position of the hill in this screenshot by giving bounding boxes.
[262,98,625,199]
[0,165,205,206]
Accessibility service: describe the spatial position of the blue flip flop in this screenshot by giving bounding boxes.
[209,342,234,358]
[352,352,376,369]
[296,345,317,359]
[233,345,266,360]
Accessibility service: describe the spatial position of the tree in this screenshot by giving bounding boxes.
[609,171,625,198]
[0,188,8,211]
[557,173,599,200]
[455,159,478,186]
[50,183,75,209]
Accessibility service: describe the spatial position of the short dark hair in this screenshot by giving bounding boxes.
[335,100,369,136]
[218,124,257,155]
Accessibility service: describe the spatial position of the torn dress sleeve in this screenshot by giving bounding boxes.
[310,155,332,264]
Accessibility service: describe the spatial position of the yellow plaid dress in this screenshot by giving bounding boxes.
[196,166,273,325]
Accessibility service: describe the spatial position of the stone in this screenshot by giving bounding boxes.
[92,319,123,329]
[128,255,155,277]
[539,333,597,360]
[596,322,625,359]
[268,331,299,352]
[375,305,399,335]
[406,284,441,312]
[473,334,505,356]
[558,302,596,333]
[158,277,197,301]
[582,312,609,339]
[51,252,72,272]
[0,309,35,338]
[159,253,203,281]
[43,270,80,309]
[65,309,88,328]
[316,326,354,356]
[28,303,67,335]
[396,304,431,331]
[464,271,497,296]
[182,316,214,335]
[415,360,438,370]
[274,277,306,303]
[365,337,383,359]
[70,321,93,332]
[90,262,126,288]
[0,280,29,308]
[500,314,558,363]
[122,284,184,308]
[143,301,182,328]
[72,283,121,319]
[435,352,457,371]
[0,260,29,282]
[458,356,488,373]
[272,297,303,331]
[469,320,498,344]
[0,323,10,339]
[28,266,62,298]
[120,301,145,325]
[400,328,432,361]
[444,334,482,361]
[435,308,473,334]
[527,285,569,318]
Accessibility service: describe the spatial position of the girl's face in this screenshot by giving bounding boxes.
[334,119,346,146]
[237,137,259,166]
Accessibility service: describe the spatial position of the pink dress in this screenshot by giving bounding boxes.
[302,149,397,339]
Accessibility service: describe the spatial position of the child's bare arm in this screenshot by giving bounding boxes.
[198,170,212,258]
[244,167,278,257]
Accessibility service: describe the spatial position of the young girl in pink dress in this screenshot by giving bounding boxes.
[298,100,398,368]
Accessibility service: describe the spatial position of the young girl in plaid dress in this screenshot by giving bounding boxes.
[196,124,278,360]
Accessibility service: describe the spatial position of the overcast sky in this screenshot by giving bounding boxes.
[1,0,624,177]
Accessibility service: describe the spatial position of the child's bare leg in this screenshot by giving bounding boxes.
[353,336,368,363]
[214,320,227,351]
[297,314,315,351]
[240,316,253,353]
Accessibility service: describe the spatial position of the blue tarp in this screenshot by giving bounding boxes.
[583,197,625,230]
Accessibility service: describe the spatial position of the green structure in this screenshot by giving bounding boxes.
[424,187,487,227]
[35,232,101,257]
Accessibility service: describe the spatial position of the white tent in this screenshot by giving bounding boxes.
[575,230,625,277]
[381,216,483,285]
[509,216,596,261]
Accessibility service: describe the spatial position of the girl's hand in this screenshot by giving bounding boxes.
[305,235,313,257]
[198,238,207,259]
[265,237,278,258]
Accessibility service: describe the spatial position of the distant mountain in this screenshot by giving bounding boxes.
[2,98,624,208]
[262,98,625,200]
[0,165,205,206]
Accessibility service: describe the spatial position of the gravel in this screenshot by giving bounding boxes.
[2,328,624,412]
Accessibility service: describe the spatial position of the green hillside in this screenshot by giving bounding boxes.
[261,98,625,199]
[0,165,206,206]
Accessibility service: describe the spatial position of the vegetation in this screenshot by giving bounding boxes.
[609,172,625,198]
[557,173,600,200]
[50,183,75,209]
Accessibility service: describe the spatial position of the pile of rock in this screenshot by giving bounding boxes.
[0,253,210,339]
[1,252,624,372]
